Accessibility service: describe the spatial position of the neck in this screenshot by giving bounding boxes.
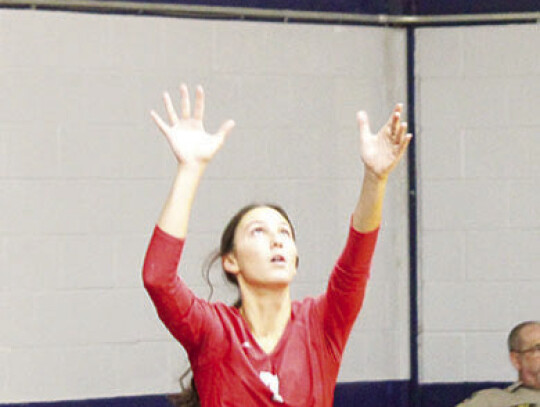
[239,286,291,351]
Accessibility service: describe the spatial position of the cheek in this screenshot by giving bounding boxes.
[288,241,298,256]
[521,356,540,373]
[528,356,540,368]
[235,242,265,265]
[288,244,299,266]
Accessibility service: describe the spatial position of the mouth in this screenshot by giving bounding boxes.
[271,254,286,264]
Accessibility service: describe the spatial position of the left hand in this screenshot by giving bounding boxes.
[357,104,412,180]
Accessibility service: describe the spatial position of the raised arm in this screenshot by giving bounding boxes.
[142,85,235,350]
[151,84,235,238]
[352,104,412,232]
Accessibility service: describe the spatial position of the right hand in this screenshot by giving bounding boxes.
[151,84,235,168]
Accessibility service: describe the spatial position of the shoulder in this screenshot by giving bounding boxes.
[208,301,241,319]
[507,382,540,400]
[290,297,324,324]
[456,383,523,407]
[184,299,240,329]
[456,389,501,407]
[291,297,317,315]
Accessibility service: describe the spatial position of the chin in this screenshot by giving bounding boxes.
[265,277,294,289]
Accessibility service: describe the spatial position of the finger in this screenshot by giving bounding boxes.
[163,92,179,124]
[150,110,170,135]
[356,111,371,138]
[391,104,403,133]
[402,132,413,148]
[193,85,205,121]
[388,103,403,135]
[398,133,413,155]
[391,112,401,136]
[391,133,412,167]
[396,122,408,145]
[216,119,236,140]
[180,83,191,119]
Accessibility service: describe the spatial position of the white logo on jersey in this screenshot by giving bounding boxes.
[259,371,284,403]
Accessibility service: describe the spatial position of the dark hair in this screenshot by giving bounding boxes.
[167,375,199,407]
[508,320,540,352]
[168,203,296,407]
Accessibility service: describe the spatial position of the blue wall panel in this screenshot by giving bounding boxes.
[0,395,171,407]
[420,382,512,407]
[415,0,539,14]
[0,381,511,407]
[1,383,409,407]
[118,0,390,14]
[334,381,410,407]
[96,0,539,14]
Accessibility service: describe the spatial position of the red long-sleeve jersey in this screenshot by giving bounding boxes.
[143,224,378,406]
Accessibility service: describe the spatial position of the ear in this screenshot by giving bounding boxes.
[509,351,521,372]
[222,253,240,275]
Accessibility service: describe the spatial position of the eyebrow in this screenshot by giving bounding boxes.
[244,219,291,230]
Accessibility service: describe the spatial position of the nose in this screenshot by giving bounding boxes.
[271,232,284,248]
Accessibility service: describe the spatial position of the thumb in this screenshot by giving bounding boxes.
[216,119,236,140]
[150,110,173,144]
[356,111,371,138]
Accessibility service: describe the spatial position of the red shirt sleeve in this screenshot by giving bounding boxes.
[142,226,211,353]
[317,224,379,358]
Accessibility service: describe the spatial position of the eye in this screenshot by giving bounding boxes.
[251,226,265,235]
[280,228,291,237]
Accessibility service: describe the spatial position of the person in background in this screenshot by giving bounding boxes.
[456,321,540,407]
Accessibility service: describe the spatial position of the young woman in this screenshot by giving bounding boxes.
[143,84,411,406]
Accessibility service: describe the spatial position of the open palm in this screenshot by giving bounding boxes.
[151,84,235,166]
[357,104,412,179]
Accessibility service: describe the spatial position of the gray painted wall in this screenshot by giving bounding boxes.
[416,24,540,383]
[4,7,537,405]
[0,9,409,402]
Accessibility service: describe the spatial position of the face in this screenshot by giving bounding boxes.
[510,324,540,389]
[223,206,298,290]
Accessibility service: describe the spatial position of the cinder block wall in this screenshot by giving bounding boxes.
[0,9,409,402]
[416,24,540,384]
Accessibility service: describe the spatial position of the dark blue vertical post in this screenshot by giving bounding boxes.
[406,24,420,407]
